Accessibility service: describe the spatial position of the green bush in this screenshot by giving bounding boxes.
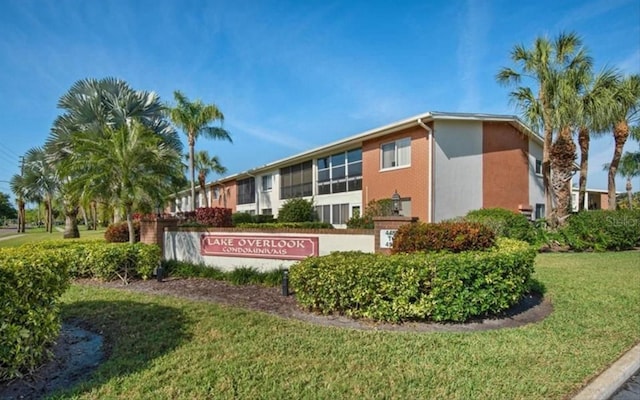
[392,221,495,254]
[464,208,536,243]
[0,248,70,381]
[236,221,333,229]
[278,198,316,222]
[290,238,535,323]
[105,221,140,243]
[162,260,284,286]
[560,210,640,251]
[346,198,394,229]
[232,212,254,226]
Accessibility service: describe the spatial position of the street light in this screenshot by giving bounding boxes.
[391,190,401,215]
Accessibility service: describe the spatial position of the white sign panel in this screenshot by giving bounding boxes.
[380,229,397,249]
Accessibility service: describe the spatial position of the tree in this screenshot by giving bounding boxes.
[169,91,231,211]
[497,32,591,226]
[63,121,184,243]
[605,74,640,209]
[47,77,183,237]
[9,175,27,232]
[605,127,640,209]
[193,150,226,207]
[20,147,58,233]
[0,192,17,224]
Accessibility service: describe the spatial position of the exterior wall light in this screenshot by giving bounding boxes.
[391,190,401,215]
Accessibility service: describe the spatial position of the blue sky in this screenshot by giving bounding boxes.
[1,0,639,200]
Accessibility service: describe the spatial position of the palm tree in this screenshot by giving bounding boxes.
[21,147,58,233]
[9,174,27,233]
[47,77,182,235]
[169,91,231,211]
[64,121,184,243]
[605,74,640,209]
[193,150,227,207]
[497,31,591,225]
[574,69,619,210]
[604,151,640,209]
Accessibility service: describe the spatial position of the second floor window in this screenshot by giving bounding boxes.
[381,138,411,169]
[317,148,362,195]
[237,178,255,205]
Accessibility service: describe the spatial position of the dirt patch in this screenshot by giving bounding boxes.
[79,277,553,332]
[1,277,552,399]
[0,323,103,400]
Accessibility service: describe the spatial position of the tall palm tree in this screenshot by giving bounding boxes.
[497,31,591,225]
[21,147,58,233]
[47,77,182,235]
[574,69,619,210]
[9,174,27,233]
[169,91,231,211]
[193,150,227,207]
[64,121,184,243]
[605,74,640,209]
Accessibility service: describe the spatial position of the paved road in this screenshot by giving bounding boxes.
[0,227,20,238]
[611,371,640,400]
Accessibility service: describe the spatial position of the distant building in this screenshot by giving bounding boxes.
[571,187,613,211]
[170,111,547,226]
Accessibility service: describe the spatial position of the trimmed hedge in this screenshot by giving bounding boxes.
[235,221,334,229]
[0,248,70,381]
[560,210,640,251]
[392,221,495,254]
[290,238,535,323]
[464,208,536,243]
[197,207,233,227]
[278,198,316,222]
[105,221,140,243]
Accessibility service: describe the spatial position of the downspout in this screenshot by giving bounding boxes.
[246,171,259,215]
[417,119,433,223]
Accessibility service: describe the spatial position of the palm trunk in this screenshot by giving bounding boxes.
[626,177,633,209]
[550,127,576,226]
[542,125,554,224]
[80,205,90,230]
[577,127,589,211]
[63,205,80,239]
[608,121,630,210]
[199,172,208,207]
[189,135,196,211]
[126,206,135,244]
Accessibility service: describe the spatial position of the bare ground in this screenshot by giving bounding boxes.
[0,277,552,399]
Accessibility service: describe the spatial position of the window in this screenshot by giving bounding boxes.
[261,208,272,215]
[535,204,545,220]
[237,177,256,205]
[280,161,313,199]
[212,187,220,200]
[535,159,542,176]
[317,148,362,195]
[261,175,272,192]
[315,203,350,225]
[381,138,411,169]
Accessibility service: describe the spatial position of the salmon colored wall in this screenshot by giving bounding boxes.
[482,122,529,211]
[210,181,237,211]
[362,125,431,222]
[599,193,609,210]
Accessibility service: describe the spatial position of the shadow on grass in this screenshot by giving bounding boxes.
[53,299,191,398]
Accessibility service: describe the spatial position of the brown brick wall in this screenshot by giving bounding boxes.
[362,124,431,221]
[482,121,530,212]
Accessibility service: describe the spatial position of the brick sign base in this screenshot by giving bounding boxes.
[200,234,319,260]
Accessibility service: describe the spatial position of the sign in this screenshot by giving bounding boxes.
[380,229,397,249]
[200,234,319,260]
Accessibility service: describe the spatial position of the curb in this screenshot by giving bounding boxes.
[572,342,640,400]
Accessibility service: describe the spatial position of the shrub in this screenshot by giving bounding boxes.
[197,207,233,227]
[464,208,536,243]
[161,260,284,286]
[278,198,316,222]
[0,248,70,381]
[290,238,535,323]
[232,212,254,226]
[560,210,640,251]
[392,221,495,254]
[105,221,140,243]
[235,222,334,229]
[347,198,394,229]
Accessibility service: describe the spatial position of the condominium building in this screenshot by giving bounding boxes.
[171,111,546,226]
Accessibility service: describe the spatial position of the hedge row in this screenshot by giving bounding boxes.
[290,238,535,323]
[392,221,495,253]
[463,208,537,243]
[105,221,141,242]
[560,210,640,251]
[26,240,160,282]
[0,248,70,381]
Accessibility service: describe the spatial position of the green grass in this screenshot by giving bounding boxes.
[0,228,106,248]
[52,251,639,399]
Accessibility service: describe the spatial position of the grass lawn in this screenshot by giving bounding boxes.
[53,251,639,399]
[0,227,106,248]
